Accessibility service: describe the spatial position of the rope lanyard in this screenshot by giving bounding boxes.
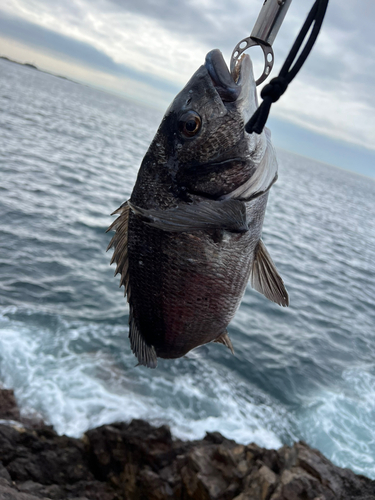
[245,0,329,135]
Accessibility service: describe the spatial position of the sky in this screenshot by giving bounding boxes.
[0,0,374,177]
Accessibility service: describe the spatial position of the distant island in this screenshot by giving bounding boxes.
[0,55,78,84]
[0,56,38,70]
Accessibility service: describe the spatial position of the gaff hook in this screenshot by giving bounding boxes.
[231,0,293,86]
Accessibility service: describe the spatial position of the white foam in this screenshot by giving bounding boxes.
[0,311,292,450]
[3,308,374,479]
[297,368,375,478]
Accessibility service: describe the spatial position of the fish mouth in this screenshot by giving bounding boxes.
[205,49,248,103]
[205,48,256,124]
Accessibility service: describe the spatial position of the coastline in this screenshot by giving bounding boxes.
[0,388,374,500]
[0,56,79,84]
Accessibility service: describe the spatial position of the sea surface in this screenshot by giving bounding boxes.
[1,58,375,479]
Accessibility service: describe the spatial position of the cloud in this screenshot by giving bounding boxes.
[0,0,374,154]
[0,13,181,96]
[0,35,174,111]
[0,0,210,85]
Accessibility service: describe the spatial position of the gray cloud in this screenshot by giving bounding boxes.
[97,0,375,119]
[0,0,374,155]
[0,11,181,93]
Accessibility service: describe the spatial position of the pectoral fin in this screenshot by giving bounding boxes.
[128,199,248,233]
[250,240,289,307]
[214,332,235,354]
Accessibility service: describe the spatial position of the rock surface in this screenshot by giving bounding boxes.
[0,389,374,500]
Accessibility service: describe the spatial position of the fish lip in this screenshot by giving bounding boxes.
[205,50,256,126]
[205,49,245,103]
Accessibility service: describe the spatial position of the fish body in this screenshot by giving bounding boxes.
[108,49,288,368]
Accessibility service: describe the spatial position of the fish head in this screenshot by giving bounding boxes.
[145,49,267,200]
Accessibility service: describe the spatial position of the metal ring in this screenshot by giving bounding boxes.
[230,37,274,86]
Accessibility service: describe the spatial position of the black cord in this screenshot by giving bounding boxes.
[246,0,329,135]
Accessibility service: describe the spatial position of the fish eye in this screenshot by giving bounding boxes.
[178,111,202,138]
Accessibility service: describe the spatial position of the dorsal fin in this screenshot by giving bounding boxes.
[214,331,235,354]
[106,201,131,301]
[107,202,158,368]
[250,239,289,307]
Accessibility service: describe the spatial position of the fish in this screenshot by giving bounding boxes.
[107,48,288,368]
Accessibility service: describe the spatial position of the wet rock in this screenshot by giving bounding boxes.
[296,441,367,496]
[0,388,374,500]
[0,484,50,500]
[0,424,93,485]
[181,445,230,499]
[17,481,65,499]
[0,388,20,420]
[0,458,11,483]
[270,466,335,500]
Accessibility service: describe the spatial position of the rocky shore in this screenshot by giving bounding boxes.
[0,389,374,500]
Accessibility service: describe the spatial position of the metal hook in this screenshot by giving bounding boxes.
[231,38,274,86]
[230,0,292,86]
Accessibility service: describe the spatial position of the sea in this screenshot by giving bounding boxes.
[1,58,375,479]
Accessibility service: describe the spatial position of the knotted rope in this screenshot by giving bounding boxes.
[246,0,329,135]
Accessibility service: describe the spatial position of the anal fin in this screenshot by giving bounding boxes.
[214,332,235,354]
[129,307,158,369]
[250,239,289,307]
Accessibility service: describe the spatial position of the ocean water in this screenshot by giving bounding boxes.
[1,58,375,479]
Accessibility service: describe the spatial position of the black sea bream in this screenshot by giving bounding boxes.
[107,49,288,368]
